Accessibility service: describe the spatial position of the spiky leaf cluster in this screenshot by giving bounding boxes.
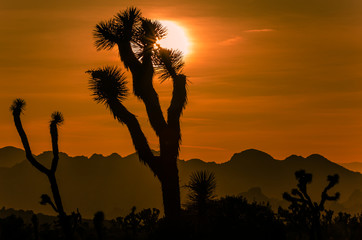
[51,111,64,126]
[186,170,216,204]
[10,98,26,115]
[87,66,128,108]
[154,48,184,81]
[94,7,168,63]
[114,7,142,42]
[94,19,118,50]
[94,7,142,51]
[93,7,187,83]
[132,19,167,59]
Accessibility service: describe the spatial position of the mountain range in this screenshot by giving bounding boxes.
[0,146,361,219]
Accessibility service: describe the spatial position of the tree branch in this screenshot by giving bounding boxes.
[13,114,49,174]
[139,82,167,136]
[139,49,167,136]
[40,194,58,213]
[50,112,63,173]
[108,101,158,173]
[118,43,167,136]
[118,42,142,76]
[50,122,59,173]
[167,74,187,126]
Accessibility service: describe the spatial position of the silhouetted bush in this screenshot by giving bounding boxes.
[0,215,32,240]
[1,205,361,239]
[185,170,216,216]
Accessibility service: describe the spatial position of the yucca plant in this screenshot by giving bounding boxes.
[10,99,74,239]
[88,7,188,221]
[185,170,216,215]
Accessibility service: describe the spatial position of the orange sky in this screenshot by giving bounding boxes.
[0,0,361,163]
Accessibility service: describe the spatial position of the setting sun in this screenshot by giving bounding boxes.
[157,20,191,56]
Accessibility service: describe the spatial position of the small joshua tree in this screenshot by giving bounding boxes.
[10,98,73,239]
[282,170,340,240]
[87,7,187,221]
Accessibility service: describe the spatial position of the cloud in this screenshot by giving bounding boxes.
[244,29,274,32]
[219,36,242,46]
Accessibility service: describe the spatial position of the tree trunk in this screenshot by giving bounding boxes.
[159,160,181,221]
[48,174,65,215]
[48,174,73,240]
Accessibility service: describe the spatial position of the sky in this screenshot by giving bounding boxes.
[0,0,361,163]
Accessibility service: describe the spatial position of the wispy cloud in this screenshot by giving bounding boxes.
[244,29,274,33]
[219,36,242,46]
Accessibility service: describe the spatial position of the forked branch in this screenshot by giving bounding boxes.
[11,99,49,174]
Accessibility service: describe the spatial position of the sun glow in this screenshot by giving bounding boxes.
[157,20,191,56]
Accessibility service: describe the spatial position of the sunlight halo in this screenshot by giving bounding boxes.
[157,20,191,57]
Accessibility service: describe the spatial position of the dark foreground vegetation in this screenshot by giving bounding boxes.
[1,169,362,240]
[0,197,361,240]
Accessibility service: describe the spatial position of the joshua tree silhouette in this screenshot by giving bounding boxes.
[10,98,73,239]
[282,170,340,240]
[87,7,187,221]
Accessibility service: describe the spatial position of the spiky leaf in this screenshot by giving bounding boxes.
[94,19,118,51]
[87,66,128,107]
[154,48,184,81]
[51,111,64,126]
[132,19,167,61]
[186,170,216,204]
[10,98,26,115]
[115,7,142,42]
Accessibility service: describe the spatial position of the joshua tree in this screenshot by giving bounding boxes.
[10,98,73,239]
[87,7,187,220]
[185,170,216,215]
[282,170,340,240]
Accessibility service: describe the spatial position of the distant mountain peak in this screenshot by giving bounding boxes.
[0,146,26,167]
[285,154,304,161]
[185,158,204,164]
[90,153,104,159]
[107,153,122,158]
[284,154,333,164]
[306,154,330,163]
[230,149,274,163]
[37,151,69,159]
[1,146,23,151]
